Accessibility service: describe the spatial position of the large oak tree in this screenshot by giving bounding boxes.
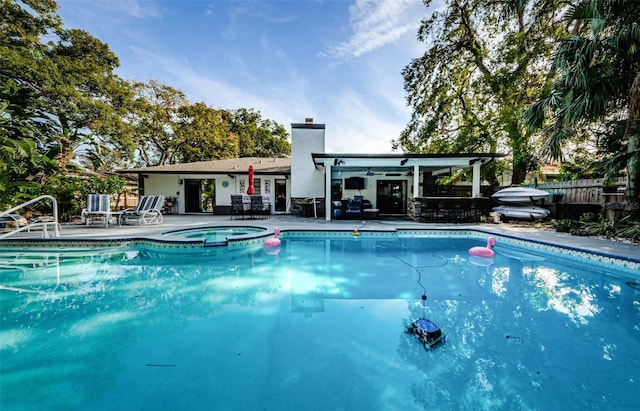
[123,81,290,167]
[225,108,291,158]
[398,0,567,185]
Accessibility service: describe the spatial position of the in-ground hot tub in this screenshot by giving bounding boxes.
[163,226,267,245]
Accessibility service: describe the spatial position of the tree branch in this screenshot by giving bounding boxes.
[454,0,493,78]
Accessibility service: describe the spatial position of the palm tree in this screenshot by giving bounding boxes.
[526,0,640,217]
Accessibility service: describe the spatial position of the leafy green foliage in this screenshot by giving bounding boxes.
[553,219,581,233]
[39,175,86,220]
[555,215,640,242]
[399,0,565,184]
[123,80,188,166]
[175,102,238,163]
[1,0,130,208]
[225,108,290,158]
[1,1,290,215]
[77,143,129,173]
[615,217,640,242]
[525,0,640,216]
[556,147,603,180]
[0,82,62,208]
[10,174,129,221]
[85,175,127,197]
[123,82,290,166]
[575,219,619,238]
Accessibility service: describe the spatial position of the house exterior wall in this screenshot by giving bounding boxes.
[334,171,380,202]
[215,174,239,213]
[143,174,180,205]
[142,172,289,215]
[291,121,325,198]
[127,120,502,219]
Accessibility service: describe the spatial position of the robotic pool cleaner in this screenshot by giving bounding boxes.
[406,291,445,350]
[407,317,445,350]
[379,245,447,351]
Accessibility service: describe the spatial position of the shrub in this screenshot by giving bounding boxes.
[614,217,640,242]
[553,219,580,233]
[555,215,640,243]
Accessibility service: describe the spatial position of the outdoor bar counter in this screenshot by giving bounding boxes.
[414,197,494,223]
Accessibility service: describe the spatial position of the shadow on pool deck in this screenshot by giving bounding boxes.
[4,214,640,261]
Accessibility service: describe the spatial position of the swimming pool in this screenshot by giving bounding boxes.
[162,226,267,245]
[1,231,639,410]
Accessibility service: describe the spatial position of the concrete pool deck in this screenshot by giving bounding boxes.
[3,214,639,262]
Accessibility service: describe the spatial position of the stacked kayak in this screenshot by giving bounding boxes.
[491,187,550,220]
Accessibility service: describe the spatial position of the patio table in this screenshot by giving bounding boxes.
[108,211,124,227]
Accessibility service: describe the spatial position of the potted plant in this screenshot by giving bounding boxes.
[602,178,618,193]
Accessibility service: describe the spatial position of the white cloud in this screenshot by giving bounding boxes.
[204,3,215,17]
[59,0,423,154]
[123,31,412,154]
[121,0,160,18]
[126,46,403,153]
[221,2,294,40]
[322,0,423,60]
[124,45,314,131]
[323,91,404,153]
[74,0,161,18]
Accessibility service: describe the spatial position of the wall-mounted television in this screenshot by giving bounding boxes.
[345,177,365,190]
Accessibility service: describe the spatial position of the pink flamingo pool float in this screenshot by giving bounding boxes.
[264,227,281,248]
[469,237,496,258]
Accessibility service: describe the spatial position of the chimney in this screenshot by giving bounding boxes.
[291,118,325,199]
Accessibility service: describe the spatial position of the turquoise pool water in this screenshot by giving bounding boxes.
[162,226,267,244]
[1,233,639,410]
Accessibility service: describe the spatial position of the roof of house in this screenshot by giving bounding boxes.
[119,152,508,177]
[119,157,291,175]
[311,152,507,174]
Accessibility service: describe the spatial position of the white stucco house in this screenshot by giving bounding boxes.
[120,118,505,221]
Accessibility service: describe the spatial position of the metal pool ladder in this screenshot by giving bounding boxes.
[0,195,61,239]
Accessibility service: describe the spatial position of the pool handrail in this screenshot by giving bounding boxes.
[0,195,60,239]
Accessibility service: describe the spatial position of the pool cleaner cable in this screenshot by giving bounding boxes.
[389,253,447,302]
[389,253,447,350]
[352,221,368,236]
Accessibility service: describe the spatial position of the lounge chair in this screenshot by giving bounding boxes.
[120,195,165,225]
[81,194,112,227]
[0,214,27,232]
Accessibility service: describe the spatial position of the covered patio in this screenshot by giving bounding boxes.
[311,153,506,221]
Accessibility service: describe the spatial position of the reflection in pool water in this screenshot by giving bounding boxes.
[0,235,639,410]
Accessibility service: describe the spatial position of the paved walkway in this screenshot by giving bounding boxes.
[4,214,640,261]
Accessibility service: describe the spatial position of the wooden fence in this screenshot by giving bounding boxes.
[524,177,627,220]
[528,177,624,203]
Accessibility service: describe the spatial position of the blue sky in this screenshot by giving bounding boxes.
[57,0,430,153]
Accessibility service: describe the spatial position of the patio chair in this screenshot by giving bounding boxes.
[250,195,270,219]
[120,195,165,225]
[419,199,438,223]
[81,194,111,227]
[345,198,363,219]
[231,195,251,220]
